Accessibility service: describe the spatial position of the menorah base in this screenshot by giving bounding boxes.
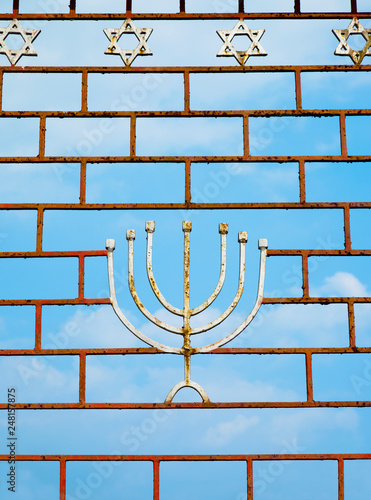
[164,380,211,404]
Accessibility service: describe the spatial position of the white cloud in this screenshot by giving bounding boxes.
[204,414,259,445]
[312,272,370,298]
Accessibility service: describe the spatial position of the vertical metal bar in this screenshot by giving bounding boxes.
[340,113,347,157]
[247,459,253,500]
[130,115,136,157]
[243,114,249,158]
[351,0,358,14]
[81,71,88,112]
[0,71,3,111]
[69,0,76,14]
[78,255,85,299]
[180,0,185,13]
[294,0,301,14]
[344,205,352,252]
[295,69,302,110]
[338,458,344,500]
[60,460,67,500]
[39,116,46,159]
[126,0,132,13]
[80,160,87,205]
[13,0,19,15]
[348,301,356,348]
[184,71,190,112]
[299,160,306,203]
[302,253,309,298]
[36,207,44,253]
[185,159,191,206]
[79,352,86,404]
[35,304,42,351]
[153,460,160,500]
[238,0,244,13]
[305,352,314,402]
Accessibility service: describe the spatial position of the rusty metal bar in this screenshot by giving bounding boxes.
[180,0,185,13]
[243,114,249,158]
[39,116,46,158]
[78,255,85,299]
[130,115,136,157]
[1,13,370,20]
[1,65,371,74]
[0,401,370,410]
[1,201,371,211]
[185,159,191,206]
[340,113,348,158]
[348,301,356,348]
[79,352,86,404]
[305,352,314,402]
[126,0,132,13]
[302,253,309,298]
[351,0,358,14]
[35,304,42,351]
[338,459,345,500]
[81,70,88,112]
[36,207,44,252]
[12,0,19,15]
[1,453,370,461]
[2,346,371,356]
[153,460,160,500]
[184,70,190,112]
[60,460,66,500]
[0,108,370,118]
[299,160,306,203]
[295,68,302,110]
[238,0,244,13]
[80,160,87,205]
[294,0,301,14]
[0,70,3,111]
[247,459,253,500]
[344,205,352,252]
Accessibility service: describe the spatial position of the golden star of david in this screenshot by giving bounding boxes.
[333,17,371,65]
[0,19,40,66]
[104,19,153,67]
[217,19,267,66]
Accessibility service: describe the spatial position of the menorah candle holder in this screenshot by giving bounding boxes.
[106,221,268,403]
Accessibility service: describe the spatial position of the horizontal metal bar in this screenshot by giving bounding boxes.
[0,156,369,164]
[0,251,106,258]
[0,202,371,211]
[0,299,110,306]
[0,12,369,20]
[0,347,370,356]
[1,65,371,73]
[0,109,370,118]
[1,249,370,259]
[0,401,370,410]
[0,453,370,461]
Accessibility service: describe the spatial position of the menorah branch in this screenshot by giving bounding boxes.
[190,223,228,316]
[106,239,181,355]
[146,221,183,317]
[127,230,183,335]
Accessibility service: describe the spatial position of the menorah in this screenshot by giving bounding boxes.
[106,221,268,403]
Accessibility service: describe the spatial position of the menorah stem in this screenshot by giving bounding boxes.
[184,353,191,384]
[183,221,191,324]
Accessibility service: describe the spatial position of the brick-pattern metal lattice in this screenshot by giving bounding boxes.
[0,0,370,499]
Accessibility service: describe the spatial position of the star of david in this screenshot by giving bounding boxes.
[333,17,371,65]
[104,19,153,67]
[0,19,40,66]
[217,19,267,66]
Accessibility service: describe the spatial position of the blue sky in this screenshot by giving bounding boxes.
[0,1,371,499]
